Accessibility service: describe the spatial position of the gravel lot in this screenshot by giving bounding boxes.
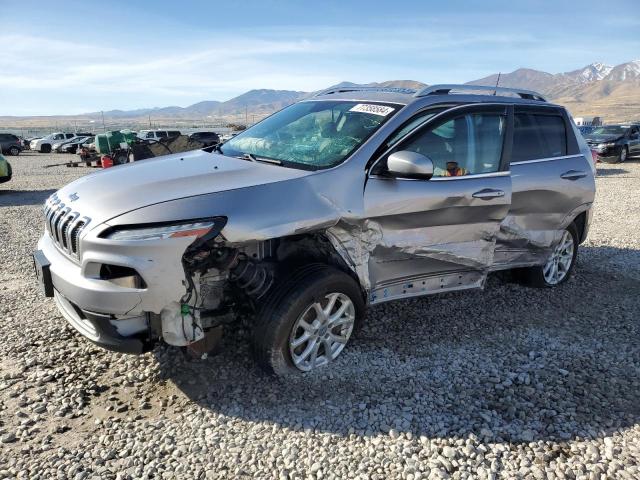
[1,151,639,480]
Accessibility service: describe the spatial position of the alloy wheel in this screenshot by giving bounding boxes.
[289,292,355,372]
[543,230,574,285]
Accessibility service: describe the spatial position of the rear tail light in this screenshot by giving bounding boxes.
[591,150,599,163]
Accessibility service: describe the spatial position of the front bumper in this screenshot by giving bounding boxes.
[54,290,152,354]
[37,226,196,350]
[590,145,621,162]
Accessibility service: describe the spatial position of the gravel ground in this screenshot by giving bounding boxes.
[1,151,639,480]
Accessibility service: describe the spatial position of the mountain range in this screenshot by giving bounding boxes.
[2,60,639,127]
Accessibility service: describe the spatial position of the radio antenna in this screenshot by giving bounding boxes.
[493,72,501,95]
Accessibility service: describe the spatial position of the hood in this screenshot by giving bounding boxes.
[584,134,623,143]
[53,149,312,227]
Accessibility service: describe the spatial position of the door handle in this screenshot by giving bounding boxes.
[472,188,505,200]
[560,170,587,180]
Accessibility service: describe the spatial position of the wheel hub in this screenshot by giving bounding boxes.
[543,230,574,285]
[288,292,355,372]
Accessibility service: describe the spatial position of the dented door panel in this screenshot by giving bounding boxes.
[494,154,596,267]
[363,174,512,296]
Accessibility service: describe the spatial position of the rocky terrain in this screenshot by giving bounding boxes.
[0,151,639,479]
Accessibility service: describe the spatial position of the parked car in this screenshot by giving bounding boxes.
[137,130,181,141]
[578,125,596,136]
[0,154,12,183]
[31,133,76,153]
[219,132,238,142]
[54,136,92,154]
[0,133,23,156]
[23,136,41,150]
[34,84,595,375]
[65,136,94,154]
[189,131,220,146]
[584,124,640,163]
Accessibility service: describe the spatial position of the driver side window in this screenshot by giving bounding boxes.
[400,113,506,177]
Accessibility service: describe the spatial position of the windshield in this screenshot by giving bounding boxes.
[591,126,627,135]
[220,100,398,169]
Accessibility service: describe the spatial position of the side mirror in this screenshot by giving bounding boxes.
[387,150,434,179]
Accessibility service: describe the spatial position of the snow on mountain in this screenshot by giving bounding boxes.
[564,62,613,83]
[604,60,640,81]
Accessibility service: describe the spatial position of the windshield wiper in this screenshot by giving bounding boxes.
[240,152,282,165]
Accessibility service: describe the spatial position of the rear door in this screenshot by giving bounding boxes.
[494,105,596,267]
[364,104,513,303]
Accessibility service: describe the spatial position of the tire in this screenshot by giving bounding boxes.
[515,223,579,288]
[251,264,365,375]
[40,144,51,153]
[619,146,628,163]
[9,146,20,156]
[113,152,128,165]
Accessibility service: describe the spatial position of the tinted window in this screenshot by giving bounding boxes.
[156,131,168,138]
[146,132,155,139]
[53,134,64,140]
[398,112,506,176]
[512,113,567,162]
[168,131,180,137]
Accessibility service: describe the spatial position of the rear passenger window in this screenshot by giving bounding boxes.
[512,113,567,162]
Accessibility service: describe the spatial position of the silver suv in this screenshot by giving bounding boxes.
[34,85,596,375]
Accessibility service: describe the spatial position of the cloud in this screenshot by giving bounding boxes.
[1,15,638,115]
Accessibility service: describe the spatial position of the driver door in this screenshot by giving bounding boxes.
[363,104,513,303]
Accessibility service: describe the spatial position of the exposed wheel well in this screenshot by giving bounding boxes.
[274,234,362,288]
[572,211,587,244]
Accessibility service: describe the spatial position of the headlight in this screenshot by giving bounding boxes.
[104,217,227,242]
[599,142,615,148]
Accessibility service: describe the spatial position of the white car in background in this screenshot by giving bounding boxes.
[31,133,76,153]
[137,130,181,141]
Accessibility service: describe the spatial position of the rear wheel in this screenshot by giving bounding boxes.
[251,264,365,375]
[515,224,578,287]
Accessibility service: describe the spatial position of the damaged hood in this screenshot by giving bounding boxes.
[52,150,312,227]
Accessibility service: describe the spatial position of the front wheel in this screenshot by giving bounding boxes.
[9,146,20,156]
[251,264,365,375]
[619,146,628,163]
[515,224,578,287]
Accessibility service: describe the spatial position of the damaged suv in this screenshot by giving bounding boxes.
[34,85,596,375]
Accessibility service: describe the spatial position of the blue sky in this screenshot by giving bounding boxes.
[1,0,638,115]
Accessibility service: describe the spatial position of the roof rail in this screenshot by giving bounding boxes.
[314,86,417,97]
[414,84,547,102]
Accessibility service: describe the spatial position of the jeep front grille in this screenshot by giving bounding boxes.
[43,194,90,260]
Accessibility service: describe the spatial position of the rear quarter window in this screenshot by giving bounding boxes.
[512,113,567,162]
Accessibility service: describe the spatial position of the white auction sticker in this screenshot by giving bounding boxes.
[349,104,395,116]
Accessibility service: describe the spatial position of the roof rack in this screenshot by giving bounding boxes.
[314,86,418,97]
[414,84,547,102]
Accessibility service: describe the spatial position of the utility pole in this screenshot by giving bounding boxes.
[101,111,106,132]
[149,114,152,129]
[245,106,248,126]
